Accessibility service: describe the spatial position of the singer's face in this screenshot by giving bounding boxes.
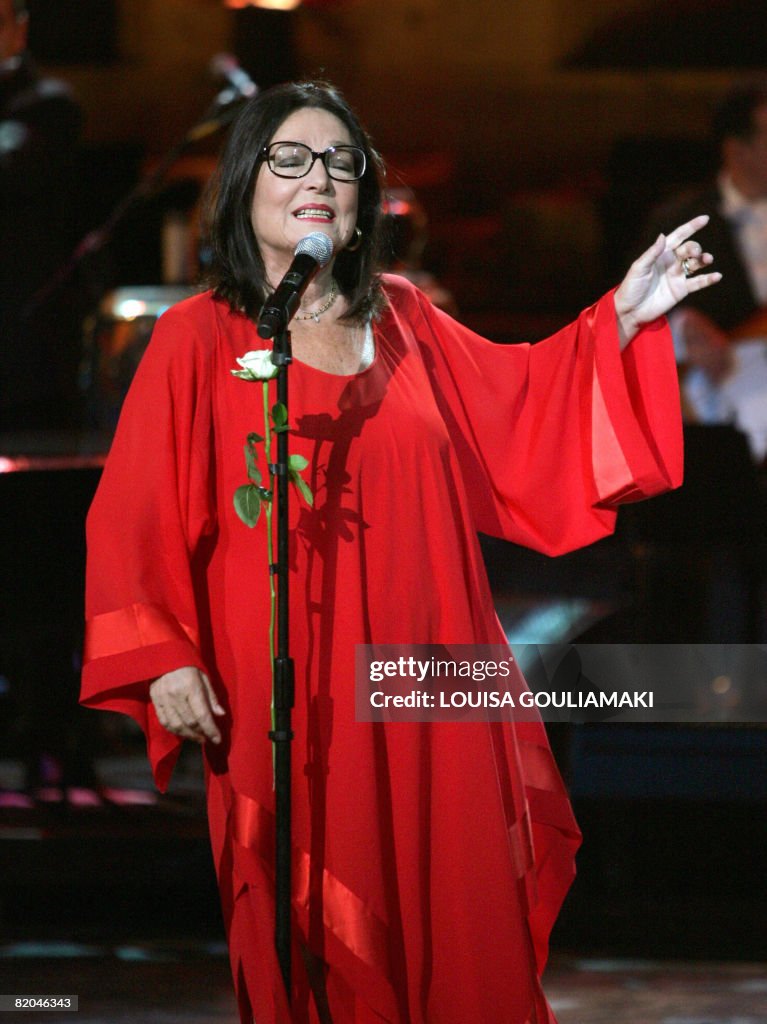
[250,106,359,279]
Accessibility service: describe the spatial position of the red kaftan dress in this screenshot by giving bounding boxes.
[81,274,682,1024]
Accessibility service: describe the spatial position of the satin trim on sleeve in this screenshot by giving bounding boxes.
[84,601,199,663]
[591,369,636,503]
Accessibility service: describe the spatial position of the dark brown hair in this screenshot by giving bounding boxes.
[205,80,387,324]
[713,79,767,153]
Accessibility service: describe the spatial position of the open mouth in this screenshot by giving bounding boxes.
[294,207,334,221]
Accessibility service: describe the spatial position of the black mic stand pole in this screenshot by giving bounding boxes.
[268,323,295,1001]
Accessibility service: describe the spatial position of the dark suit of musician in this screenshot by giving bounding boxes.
[646,83,767,340]
[0,2,93,794]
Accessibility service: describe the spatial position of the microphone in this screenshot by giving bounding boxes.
[210,53,258,106]
[186,54,258,143]
[258,233,334,339]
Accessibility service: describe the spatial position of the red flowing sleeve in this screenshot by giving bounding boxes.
[403,281,683,555]
[80,299,216,791]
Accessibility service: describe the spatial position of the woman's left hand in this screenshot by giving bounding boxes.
[614,214,722,348]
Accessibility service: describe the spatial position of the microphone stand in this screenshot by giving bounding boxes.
[268,324,295,1001]
[257,240,330,1001]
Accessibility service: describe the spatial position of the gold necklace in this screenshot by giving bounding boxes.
[294,279,339,323]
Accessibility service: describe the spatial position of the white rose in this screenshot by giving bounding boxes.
[231,350,279,381]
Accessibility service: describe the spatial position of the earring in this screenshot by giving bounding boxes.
[345,226,363,252]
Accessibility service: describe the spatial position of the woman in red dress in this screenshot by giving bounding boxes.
[81,81,720,1023]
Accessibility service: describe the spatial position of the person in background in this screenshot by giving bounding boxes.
[676,306,767,464]
[0,0,82,430]
[649,80,767,336]
[645,81,767,462]
[0,0,89,797]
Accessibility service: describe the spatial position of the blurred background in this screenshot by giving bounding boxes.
[1,1,766,1021]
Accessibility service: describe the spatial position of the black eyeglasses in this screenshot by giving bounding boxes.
[259,141,366,181]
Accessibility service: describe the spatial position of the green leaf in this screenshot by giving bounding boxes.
[233,484,261,527]
[287,453,309,472]
[243,441,262,484]
[271,402,288,428]
[290,471,314,507]
[246,431,264,444]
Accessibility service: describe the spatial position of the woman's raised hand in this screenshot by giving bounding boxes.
[614,214,722,347]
